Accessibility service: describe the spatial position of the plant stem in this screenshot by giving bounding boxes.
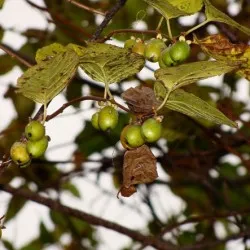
[166,19,172,39]
[184,20,209,36]
[156,16,164,31]
[156,88,172,112]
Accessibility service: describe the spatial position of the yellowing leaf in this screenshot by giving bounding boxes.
[204,0,250,36]
[144,0,188,19]
[155,60,237,90]
[194,34,250,80]
[79,43,145,84]
[154,81,237,127]
[167,0,203,14]
[17,49,79,104]
[35,43,67,63]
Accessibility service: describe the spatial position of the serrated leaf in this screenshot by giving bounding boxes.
[144,0,202,19]
[204,0,250,36]
[35,43,66,63]
[144,0,186,19]
[17,49,79,104]
[194,34,250,80]
[167,0,203,14]
[79,43,145,84]
[155,61,237,90]
[154,81,237,127]
[5,196,26,223]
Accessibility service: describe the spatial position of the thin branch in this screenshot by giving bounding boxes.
[67,0,106,16]
[90,0,128,41]
[98,28,168,42]
[0,43,34,67]
[0,184,175,250]
[46,95,130,121]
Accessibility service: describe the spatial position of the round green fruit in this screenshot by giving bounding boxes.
[27,136,49,158]
[10,142,31,166]
[98,106,118,131]
[91,112,100,130]
[141,118,162,143]
[124,39,136,49]
[132,41,145,56]
[125,125,145,148]
[169,41,190,63]
[25,120,45,141]
[144,39,166,62]
[161,48,177,67]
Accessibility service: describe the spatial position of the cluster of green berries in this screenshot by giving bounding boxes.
[121,118,162,149]
[124,37,191,67]
[10,121,49,167]
[91,105,119,131]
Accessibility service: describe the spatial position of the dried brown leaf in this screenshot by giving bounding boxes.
[122,86,160,116]
[122,145,158,189]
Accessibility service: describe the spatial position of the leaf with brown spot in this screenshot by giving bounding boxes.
[194,34,250,80]
[122,145,158,191]
[122,86,160,116]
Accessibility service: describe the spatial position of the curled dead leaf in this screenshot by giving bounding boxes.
[122,86,160,117]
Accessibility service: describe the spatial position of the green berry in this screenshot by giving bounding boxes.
[25,121,45,141]
[124,39,136,49]
[144,39,166,62]
[132,41,146,56]
[125,125,145,148]
[10,142,31,166]
[169,41,190,63]
[161,48,177,67]
[98,106,118,131]
[27,136,49,158]
[141,118,162,143]
[91,112,100,130]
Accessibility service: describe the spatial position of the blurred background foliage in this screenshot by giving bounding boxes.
[1,0,250,249]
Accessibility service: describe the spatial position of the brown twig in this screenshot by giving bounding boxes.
[66,0,106,16]
[46,95,130,121]
[90,0,128,41]
[0,43,34,67]
[98,28,168,42]
[0,184,175,250]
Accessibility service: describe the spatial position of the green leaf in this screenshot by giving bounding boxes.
[62,182,81,198]
[0,0,4,9]
[154,81,237,127]
[5,196,26,223]
[2,240,15,250]
[39,222,54,244]
[35,43,66,63]
[79,43,145,84]
[144,0,203,19]
[0,54,16,75]
[17,49,79,104]
[204,0,250,36]
[155,61,237,90]
[167,0,203,14]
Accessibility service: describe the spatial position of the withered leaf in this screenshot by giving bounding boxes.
[122,86,160,116]
[118,185,137,198]
[194,34,250,80]
[122,145,158,189]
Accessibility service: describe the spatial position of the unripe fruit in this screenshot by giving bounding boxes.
[27,136,49,158]
[125,125,145,148]
[169,41,190,63]
[98,106,118,131]
[141,118,162,143]
[10,142,31,166]
[25,121,45,141]
[132,41,145,56]
[161,48,177,67]
[91,112,100,130]
[144,39,166,62]
[124,39,136,49]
